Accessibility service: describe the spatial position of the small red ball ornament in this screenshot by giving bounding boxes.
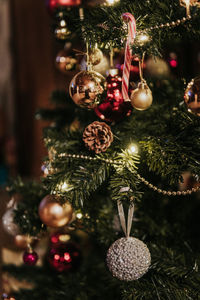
[23,250,38,266]
[94,69,132,123]
[48,234,81,272]
[46,0,81,13]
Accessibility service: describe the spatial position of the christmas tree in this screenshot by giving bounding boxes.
[2,0,200,299]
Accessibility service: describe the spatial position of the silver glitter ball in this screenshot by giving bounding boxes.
[106,237,151,281]
[2,208,20,236]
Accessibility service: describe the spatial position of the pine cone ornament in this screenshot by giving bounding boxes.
[83,121,113,153]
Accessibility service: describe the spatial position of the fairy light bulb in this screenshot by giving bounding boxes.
[76,212,83,219]
[105,0,120,5]
[128,143,139,154]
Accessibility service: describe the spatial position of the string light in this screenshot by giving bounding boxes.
[76,212,83,219]
[105,0,120,5]
[135,32,151,46]
[127,143,139,154]
[57,181,73,192]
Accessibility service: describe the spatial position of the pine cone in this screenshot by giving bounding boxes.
[83,121,113,153]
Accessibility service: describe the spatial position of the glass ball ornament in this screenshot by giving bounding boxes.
[56,48,77,73]
[23,249,38,266]
[107,237,151,281]
[38,195,73,228]
[69,70,105,109]
[2,208,20,236]
[130,81,153,110]
[88,48,103,66]
[48,239,82,272]
[95,68,132,122]
[184,77,200,116]
[46,0,81,13]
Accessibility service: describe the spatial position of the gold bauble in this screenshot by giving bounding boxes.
[184,77,200,116]
[38,195,73,228]
[88,48,103,66]
[130,81,153,110]
[69,70,105,109]
[56,49,77,73]
[14,235,32,249]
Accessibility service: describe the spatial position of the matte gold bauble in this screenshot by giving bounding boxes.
[69,70,105,109]
[38,195,73,228]
[88,48,103,66]
[56,49,77,73]
[184,77,200,116]
[130,81,153,110]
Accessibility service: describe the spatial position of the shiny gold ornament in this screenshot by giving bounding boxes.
[135,32,151,46]
[56,48,77,73]
[69,70,105,109]
[38,195,73,228]
[88,48,103,66]
[14,235,33,249]
[184,77,200,116]
[130,81,153,110]
[55,19,71,40]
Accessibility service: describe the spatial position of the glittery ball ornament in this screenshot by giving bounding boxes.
[48,240,81,272]
[38,195,73,228]
[107,237,151,281]
[2,208,20,236]
[95,68,132,122]
[88,48,103,66]
[69,70,105,109]
[56,48,77,73]
[23,250,38,266]
[130,81,153,111]
[184,77,200,116]
[46,0,81,13]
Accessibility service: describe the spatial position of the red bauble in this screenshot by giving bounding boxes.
[46,0,81,13]
[94,69,132,123]
[48,234,81,272]
[23,250,38,266]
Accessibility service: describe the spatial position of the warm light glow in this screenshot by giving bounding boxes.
[54,254,60,260]
[105,0,120,5]
[64,252,72,262]
[76,212,83,219]
[57,181,72,192]
[128,143,139,154]
[60,19,66,27]
[59,234,71,242]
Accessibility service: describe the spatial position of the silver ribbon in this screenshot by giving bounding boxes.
[117,200,135,237]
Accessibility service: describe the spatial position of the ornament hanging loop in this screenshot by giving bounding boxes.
[139,52,146,82]
[117,200,135,237]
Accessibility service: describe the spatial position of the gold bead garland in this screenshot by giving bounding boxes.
[57,153,200,196]
[147,15,192,31]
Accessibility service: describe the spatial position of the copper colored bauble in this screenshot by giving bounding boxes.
[38,195,73,228]
[69,70,105,109]
[2,208,20,236]
[95,68,132,122]
[54,20,71,40]
[48,239,81,272]
[46,0,81,13]
[88,48,103,66]
[130,81,153,110]
[184,77,200,116]
[56,48,77,73]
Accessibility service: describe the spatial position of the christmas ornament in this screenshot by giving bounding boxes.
[95,68,132,122]
[121,13,136,101]
[38,195,73,228]
[146,57,170,78]
[2,208,20,236]
[83,121,113,153]
[23,249,38,266]
[55,18,71,40]
[69,70,105,109]
[2,294,16,300]
[184,77,200,116]
[130,80,153,110]
[46,0,81,13]
[48,239,81,272]
[88,47,103,66]
[135,32,151,46]
[107,237,151,281]
[179,0,200,17]
[56,44,77,73]
[107,202,151,281]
